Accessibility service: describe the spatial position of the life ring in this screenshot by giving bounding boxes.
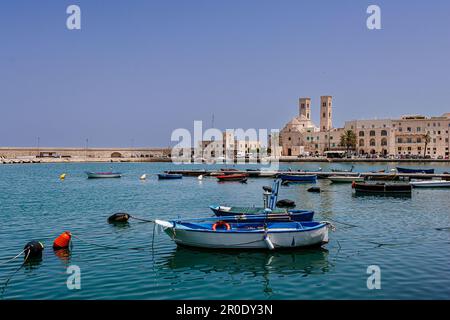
[212,221,231,231]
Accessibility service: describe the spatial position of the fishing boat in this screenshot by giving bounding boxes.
[155,219,330,250]
[258,170,278,177]
[278,174,317,183]
[331,165,354,173]
[328,175,364,183]
[85,171,122,179]
[352,182,412,194]
[366,173,399,181]
[209,206,314,222]
[158,173,183,179]
[396,167,434,174]
[410,180,450,188]
[216,173,248,182]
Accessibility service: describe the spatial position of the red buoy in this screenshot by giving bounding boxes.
[53,231,72,249]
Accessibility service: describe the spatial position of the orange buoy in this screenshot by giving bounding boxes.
[53,231,72,249]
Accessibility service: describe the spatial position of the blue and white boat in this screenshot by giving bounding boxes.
[396,167,434,174]
[278,174,317,183]
[158,173,183,179]
[155,219,331,250]
[209,206,314,222]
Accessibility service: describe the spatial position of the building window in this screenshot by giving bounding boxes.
[417,127,421,132]
[370,130,376,136]
[417,138,422,143]
[381,130,387,136]
[359,139,364,147]
[398,138,403,143]
[359,131,364,137]
[381,138,387,146]
[370,139,376,146]
[407,127,412,132]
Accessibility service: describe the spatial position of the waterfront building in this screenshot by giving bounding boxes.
[279,96,450,158]
[198,132,262,160]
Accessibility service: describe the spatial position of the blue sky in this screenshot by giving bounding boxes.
[0,0,449,147]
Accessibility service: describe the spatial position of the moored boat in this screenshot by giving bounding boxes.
[85,171,122,179]
[209,206,314,222]
[410,180,450,188]
[158,173,183,179]
[352,182,412,194]
[328,175,364,183]
[278,174,317,183]
[396,167,434,174]
[155,219,331,250]
[216,173,248,182]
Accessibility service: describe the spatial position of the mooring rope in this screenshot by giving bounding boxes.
[1,250,30,296]
[71,234,147,251]
[0,249,26,266]
[129,215,155,223]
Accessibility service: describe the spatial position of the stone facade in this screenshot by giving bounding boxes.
[199,132,262,159]
[280,96,450,158]
[0,147,170,160]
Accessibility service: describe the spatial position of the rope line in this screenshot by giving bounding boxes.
[1,250,30,296]
[72,234,147,251]
[0,249,25,266]
[129,215,154,223]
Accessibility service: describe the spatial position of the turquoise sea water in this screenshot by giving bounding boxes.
[0,162,449,300]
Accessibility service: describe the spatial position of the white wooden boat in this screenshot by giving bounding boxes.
[410,180,450,188]
[328,175,364,183]
[155,219,331,250]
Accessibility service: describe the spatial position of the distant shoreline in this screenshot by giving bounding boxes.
[1,157,450,165]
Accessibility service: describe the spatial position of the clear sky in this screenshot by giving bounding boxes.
[0,0,449,147]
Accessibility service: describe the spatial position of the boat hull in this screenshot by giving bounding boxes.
[396,167,434,174]
[328,176,364,183]
[210,206,314,222]
[410,180,450,188]
[354,183,412,194]
[157,221,329,250]
[216,174,248,181]
[278,174,317,183]
[158,174,183,179]
[86,172,122,179]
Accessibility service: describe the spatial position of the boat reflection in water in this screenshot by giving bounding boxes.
[163,247,330,294]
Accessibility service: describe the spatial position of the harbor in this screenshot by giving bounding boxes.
[1,161,450,299]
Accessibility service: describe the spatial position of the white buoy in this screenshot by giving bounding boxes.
[140,174,147,180]
[198,175,203,180]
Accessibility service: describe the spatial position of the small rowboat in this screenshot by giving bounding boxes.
[216,173,248,182]
[209,206,314,222]
[331,165,354,173]
[158,173,183,179]
[86,171,122,179]
[328,175,364,183]
[155,219,331,250]
[278,174,317,183]
[410,180,450,188]
[352,182,412,194]
[396,167,434,174]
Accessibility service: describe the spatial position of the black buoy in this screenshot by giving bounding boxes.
[262,186,272,192]
[108,212,130,224]
[276,199,296,208]
[307,187,321,193]
[23,241,44,259]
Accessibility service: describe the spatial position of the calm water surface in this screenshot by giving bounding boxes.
[0,162,449,299]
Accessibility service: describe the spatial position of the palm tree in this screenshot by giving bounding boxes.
[423,132,431,157]
[340,130,357,156]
